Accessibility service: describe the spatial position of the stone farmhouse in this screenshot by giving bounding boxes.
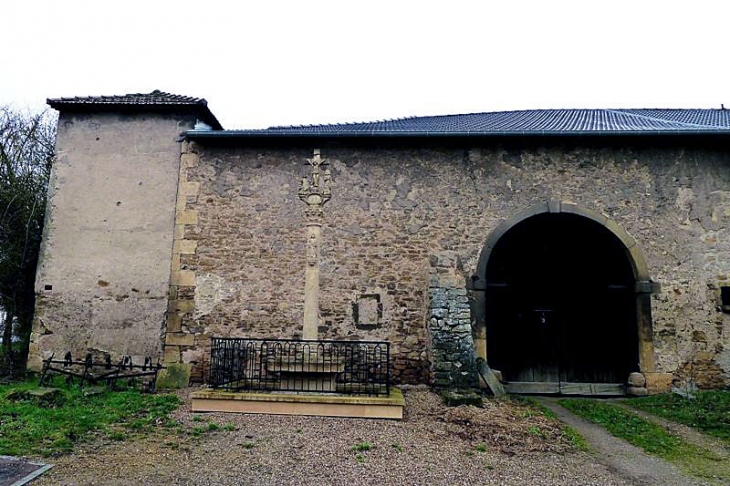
[27,91,730,395]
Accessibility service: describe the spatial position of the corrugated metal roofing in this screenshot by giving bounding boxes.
[189,108,730,139]
[47,90,223,129]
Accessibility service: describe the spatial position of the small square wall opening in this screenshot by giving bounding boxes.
[721,286,730,313]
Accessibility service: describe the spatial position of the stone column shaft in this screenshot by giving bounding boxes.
[303,223,321,339]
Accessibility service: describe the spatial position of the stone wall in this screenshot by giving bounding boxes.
[28,112,195,369]
[168,141,730,387]
[428,253,478,388]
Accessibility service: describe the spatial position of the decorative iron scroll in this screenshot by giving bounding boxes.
[209,337,391,396]
[39,352,163,392]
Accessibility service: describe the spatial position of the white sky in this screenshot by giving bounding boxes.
[1,1,729,129]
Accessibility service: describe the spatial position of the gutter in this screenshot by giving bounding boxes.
[186,129,730,140]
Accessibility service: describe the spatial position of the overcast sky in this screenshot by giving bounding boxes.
[2,1,728,129]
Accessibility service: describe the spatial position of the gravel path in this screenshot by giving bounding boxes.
[33,388,631,486]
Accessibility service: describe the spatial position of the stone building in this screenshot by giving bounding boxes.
[28,91,730,394]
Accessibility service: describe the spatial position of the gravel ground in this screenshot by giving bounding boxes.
[33,387,632,485]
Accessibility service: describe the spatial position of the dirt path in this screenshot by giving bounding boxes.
[538,398,712,486]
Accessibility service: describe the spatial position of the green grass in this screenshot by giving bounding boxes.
[512,396,587,451]
[562,425,589,452]
[623,391,730,445]
[559,399,681,456]
[559,398,730,481]
[0,376,179,457]
[350,441,372,452]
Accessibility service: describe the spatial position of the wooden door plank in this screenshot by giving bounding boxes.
[559,382,625,396]
[504,382,560,394]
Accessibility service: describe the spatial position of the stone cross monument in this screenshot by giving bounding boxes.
[298,149,332,339]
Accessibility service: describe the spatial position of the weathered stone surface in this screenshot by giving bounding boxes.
[156,363,191,389]
[166,144,730,386]
[439,389,482,407]
[428,260,478,388]
[627,372,647,387]
[645,372,674,394]
[165,332,195,346]
[28,112,195,370]
[7,387,64,406]
[627,386,648,396]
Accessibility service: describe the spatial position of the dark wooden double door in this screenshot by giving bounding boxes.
[485,214,639,394]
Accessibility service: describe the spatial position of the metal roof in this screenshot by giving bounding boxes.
[47,90,223,130]
[188,108,730,140]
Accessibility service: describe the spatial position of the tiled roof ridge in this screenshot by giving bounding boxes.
[47,90,223,130]
[48,89,208,106]
[268,113,428,130]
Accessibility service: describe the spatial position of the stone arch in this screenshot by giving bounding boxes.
[470,199,657,388]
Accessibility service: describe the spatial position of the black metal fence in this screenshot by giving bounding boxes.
[209,337,391,396]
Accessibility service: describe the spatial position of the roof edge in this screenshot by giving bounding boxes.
[185,128,730,140]
[47,91,223,130]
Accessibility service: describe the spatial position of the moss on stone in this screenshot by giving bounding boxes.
[440,389,482,407]
[156,363,191,389]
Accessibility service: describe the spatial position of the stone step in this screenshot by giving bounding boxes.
[271,361,345,373]
[335,382,389,394]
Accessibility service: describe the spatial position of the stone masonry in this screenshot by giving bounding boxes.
[428,252,479,388]
[166,142,730,387]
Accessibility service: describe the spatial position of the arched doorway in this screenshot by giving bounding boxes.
[471,201,655,395]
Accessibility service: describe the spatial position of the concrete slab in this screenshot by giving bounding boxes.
[0,456,52,486]
[191,387,405,420]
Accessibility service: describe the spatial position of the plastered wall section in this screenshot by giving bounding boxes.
[172,143,730,387]
[27,112,194,370]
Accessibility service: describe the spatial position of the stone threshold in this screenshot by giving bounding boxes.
[504,381,626,395]
[191,387,405,420]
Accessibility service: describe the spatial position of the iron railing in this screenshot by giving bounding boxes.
[209,337,391,396]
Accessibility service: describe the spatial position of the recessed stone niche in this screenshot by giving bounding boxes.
[721,286,730,313]
[353,294,382,330]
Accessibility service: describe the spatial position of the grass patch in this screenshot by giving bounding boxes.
[562,425,589,452]
[511,395,587,451]
[511,396,557,419]
[623,390,730,445]
[559,398,730,481]
[0,376,179,457]
[350,441,372,452]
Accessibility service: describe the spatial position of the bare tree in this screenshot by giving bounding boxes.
[0,106,55,374]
